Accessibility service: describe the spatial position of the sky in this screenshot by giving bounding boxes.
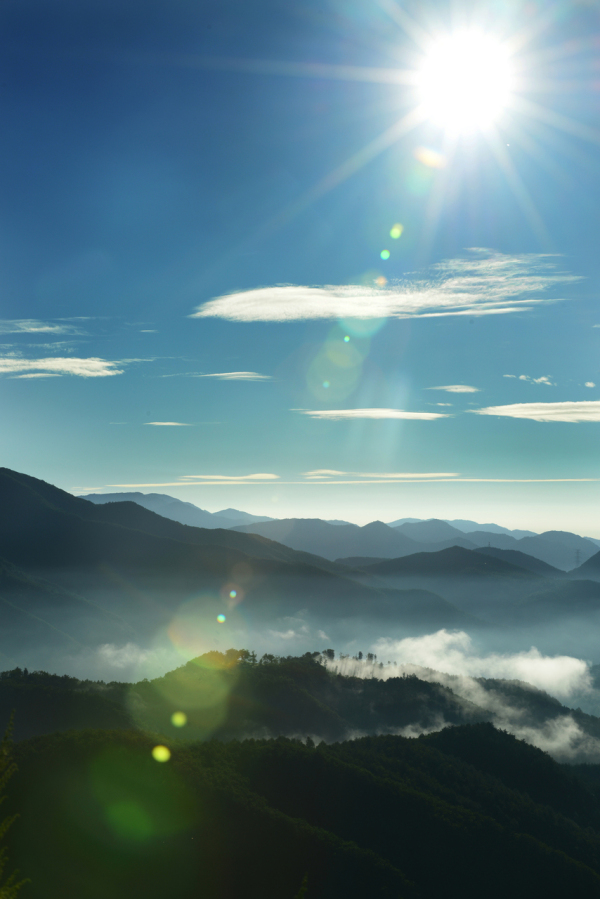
[1,0,600,534]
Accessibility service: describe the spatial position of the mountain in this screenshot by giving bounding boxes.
[474,545,566,577]
[0,469,471,662]
[393,518,470,543]
[81,492,239,528]
[362,545,539,580]
[231,518,423,560]
[213,507,275,525]
[569,550,600,581]
[518,531,600,570]
[388,517,537,537]
[12,719,600,899]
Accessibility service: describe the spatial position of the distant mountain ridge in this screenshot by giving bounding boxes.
[234,516,598,571]
[80,492,274,529]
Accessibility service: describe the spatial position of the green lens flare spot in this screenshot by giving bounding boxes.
[390,224,403,239]
[343,335,350,342]
[171,711,187,727]
[217,614,226,624]
[106,800,154,841]
[152,745,171,763]
[380,249,390,260]
[229,590,237,599]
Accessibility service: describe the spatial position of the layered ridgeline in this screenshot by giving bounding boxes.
[7,652,600,898]
[233,517,600,570]
[81,491,600,570]
[3,467,600,672]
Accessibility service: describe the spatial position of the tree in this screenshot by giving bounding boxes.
[0,716,28,898]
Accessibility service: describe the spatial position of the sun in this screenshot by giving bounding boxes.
[417,30,514,134]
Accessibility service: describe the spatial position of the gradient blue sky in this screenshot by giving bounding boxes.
[2,0,600,533]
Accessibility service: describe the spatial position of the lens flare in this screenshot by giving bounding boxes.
[390,224,403,239]
[171,711,187,727]
[152,745,171,763]
[217,614,226,623]
[380,249,390,260]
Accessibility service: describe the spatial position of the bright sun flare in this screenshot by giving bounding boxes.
[417,31,514,133]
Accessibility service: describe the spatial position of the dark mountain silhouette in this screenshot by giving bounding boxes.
[0,469,471,657]
[362,545,539,580]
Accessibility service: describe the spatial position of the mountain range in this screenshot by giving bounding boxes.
[3,467,600,668]
[80,490,600,570]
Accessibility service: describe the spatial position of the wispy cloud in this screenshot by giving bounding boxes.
[107,472,279,487]
[426,384,480,393]
[191,251,580,322]
[197,371,272,381]
[180,473,279,481]
[299,408,449,420]
[145,421,191,426]
[473,401,600,422]
[0,357,124,377]
[585,381,596,388]
[0,319,82,335]
[303,469,348,478]
[303,469,458,480]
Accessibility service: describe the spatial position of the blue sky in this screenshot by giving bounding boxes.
[2,0,600,533]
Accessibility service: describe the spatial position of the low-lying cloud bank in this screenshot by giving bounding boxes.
[328,630,599,762]
[192,251,579,322]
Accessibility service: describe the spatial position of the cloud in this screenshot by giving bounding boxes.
[0,356,125,377]
[426,384,480,393]
[299,408,449,420]
[197,371,272,381]
[327,631,600,761]
[191,251,580,322]
[473,401,600,422]
[586,382,596,388]
[0,319,82,335]
[371,630,591,698]
[303,470,458,480]
[145,421,191,426]
[516,374,555,386]
[180,473,279,481]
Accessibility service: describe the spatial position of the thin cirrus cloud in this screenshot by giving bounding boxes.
[0,319,82,335]
[145,421,191,427]
[191,250,580,322]
[473,401,600,422]
[0,357,124,377]
[197,371,272,381]
[105,473,279,487]
[298,408,449,420]
[426,385,480,393]
[303,470,458,481]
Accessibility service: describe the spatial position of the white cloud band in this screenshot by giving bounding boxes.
[474,401,600,422]
[192,251,580,323]
[0,357,124,377]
